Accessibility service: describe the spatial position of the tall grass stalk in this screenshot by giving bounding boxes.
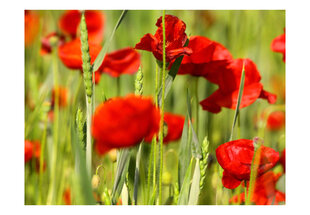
[46,45,60,205]
[157,10,166,205]
[151,52,160,203]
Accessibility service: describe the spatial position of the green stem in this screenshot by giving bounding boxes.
[86,98,92,178]
[147,138,154,202]
[46,47,59,205]
[157,10,166,205]
[152,59,160,203]
[38,113,48,205]
[194,77,199,137]
[116,76,121,96]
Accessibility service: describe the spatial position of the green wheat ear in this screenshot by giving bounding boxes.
[199,136,209,190]
[76,108,86,151]
[134,66,143,96]
[80,12,93,103]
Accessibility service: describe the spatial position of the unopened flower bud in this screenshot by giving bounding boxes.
[92,175,100,189]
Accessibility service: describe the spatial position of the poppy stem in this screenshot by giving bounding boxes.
[194,77,199,136]
[116,77,121,96]
[47,46,59,205]
[86,98,92,178]
[157,10,166,205]
[152,63,159,203]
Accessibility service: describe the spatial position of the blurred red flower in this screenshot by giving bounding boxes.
[25,10,40,47]
[58,38,101,70]
[279,149,285,173]
[92,94,160,154]
[230,171,285,205]
[40,32,65,55]
[144,112,185,143]
[200,58,277,113]
[95,47,141,82]
[216,139,279,189]
[25,140,34,163]
[135,15,192,63]
[163,113,185,143]
[51,86,68,108]
[177,35,233,76]
[59,10,105,44]
[24,140,46,172]
[267,111,285,131]
[271,29,285,62]
[63,188,72,205]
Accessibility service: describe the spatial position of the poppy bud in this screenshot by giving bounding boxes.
[92,175,100,189]
[108,149,117,162]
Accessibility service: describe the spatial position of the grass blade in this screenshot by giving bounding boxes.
[178,158,194,205]
[71,120,96,205]
[229,62,246,141]
[111,148,131,204]
[178,114,191,189]
[133,143,143,204]
[92,10,128,72]
[188,158,201,205]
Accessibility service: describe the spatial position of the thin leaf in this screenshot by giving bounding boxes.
[178,158,194,205]
[71,121,96,205]
[229,62,246,141]
[190,122,201,159]
[157,39,189,107]
[92,10,128,72]
[111,148,131,204]
[133,143,143,204]
[121,184,129,205]
[188,158,201,205]
[178,114,191,189]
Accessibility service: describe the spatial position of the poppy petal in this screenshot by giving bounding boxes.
[222,170,242,189]
[135,33,158,52]
[259,89,277,104]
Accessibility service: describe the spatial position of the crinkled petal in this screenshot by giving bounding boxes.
[259,89,277,104]
[135,33,158,52]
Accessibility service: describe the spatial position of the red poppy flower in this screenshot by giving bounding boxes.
[144,112,185,143]
[63,188,72,205]
[58,38,101,70]
[216,139,279,189]
[271,29,285,62]
[25,10,40,47]
[51,86,68,108]
[25,140,34,163]
[92,94,160,154]
[163,113,185,143]
[40,32,65,55]
[135,15,192,63]
[177,35,233,76]
[200,58,277,113]
[59,10,105,44]
[267,111,285,131]
[95,47,141,82]
[230,171,285,205]
[279,149,285,172]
